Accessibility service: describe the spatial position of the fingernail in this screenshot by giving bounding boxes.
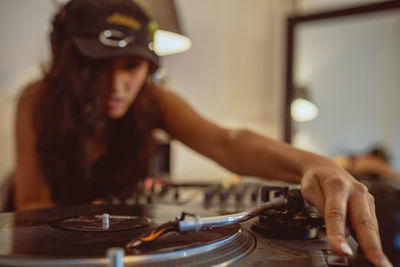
[379,258,393,267]
[339,242,353,256]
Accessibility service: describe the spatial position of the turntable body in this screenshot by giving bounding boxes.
[0,183,372,267]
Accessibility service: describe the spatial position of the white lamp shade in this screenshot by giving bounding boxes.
[291,98,319,122]
[154,30,192,56]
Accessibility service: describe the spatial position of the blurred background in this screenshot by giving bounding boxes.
[0,0,398,185]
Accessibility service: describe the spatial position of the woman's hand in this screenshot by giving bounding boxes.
[301,164,392,267]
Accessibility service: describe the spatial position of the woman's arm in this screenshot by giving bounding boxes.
[153,85,390,267]
[14,82,55,211]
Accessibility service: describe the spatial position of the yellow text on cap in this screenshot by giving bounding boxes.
[106,12,141,30]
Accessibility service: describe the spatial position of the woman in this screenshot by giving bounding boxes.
[15,0,391,266]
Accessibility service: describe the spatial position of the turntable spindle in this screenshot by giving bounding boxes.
[103,213,110,230]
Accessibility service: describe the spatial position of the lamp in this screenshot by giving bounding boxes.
[290,86,319,122]
[134,0,192,56]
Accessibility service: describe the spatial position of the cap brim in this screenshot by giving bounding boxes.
[72,36,159,71]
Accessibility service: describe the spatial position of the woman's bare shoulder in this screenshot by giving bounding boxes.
[15,80,55,211]
[17,80,44,112]
[16,80,45,133]
[18,80,44,102]
[147,83,187,108]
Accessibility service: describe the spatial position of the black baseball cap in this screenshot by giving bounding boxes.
[63,0,159,71]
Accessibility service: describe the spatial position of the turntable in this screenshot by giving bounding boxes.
[0,188,373,267]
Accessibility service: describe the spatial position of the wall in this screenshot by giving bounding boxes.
[164,0,293,181]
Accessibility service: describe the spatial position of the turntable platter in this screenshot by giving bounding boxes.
[0,204,255,266]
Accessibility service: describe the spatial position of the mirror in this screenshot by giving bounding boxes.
[285,1,400,170]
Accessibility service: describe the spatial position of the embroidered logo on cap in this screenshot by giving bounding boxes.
[106,12,141,30]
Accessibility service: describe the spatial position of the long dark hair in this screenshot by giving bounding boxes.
[35,6,161,205]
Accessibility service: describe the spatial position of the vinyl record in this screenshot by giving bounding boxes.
[0,204,255,266]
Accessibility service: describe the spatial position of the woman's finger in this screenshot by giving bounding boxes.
[322,178,351,257]
[348,185,392,267]
[368,193,381,245]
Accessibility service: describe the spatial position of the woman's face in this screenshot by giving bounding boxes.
[107,57,149,119]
